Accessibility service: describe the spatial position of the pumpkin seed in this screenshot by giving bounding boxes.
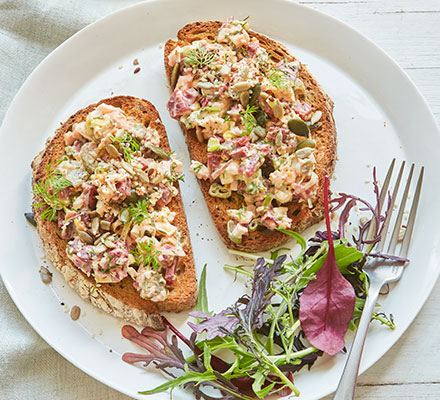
[94,243,107,254]
[146,144,170,160]
[24,212,36,227]
[197,81,215,90]
[310,110,322,125]
[255,110,267,127]
[170,62,180,89]
[301,160,313,173]
[104,238,117,249]
[80,152,96,173]
[293,78,306,97]
[296,139,316,150]
[250,130,259,143]
[137,169,150,183]
[39,266,52,284]
[100,220,111,231]
[259,91,269,101]
[105,143,119,158]
[121,160,134,175]
[269,99,284,119]
[91,217,100,235]
[248,83,261,107]
[254,126,266,139]
[70,305,81,321]
[119,208,130,224]
[94,232,110,245]
[296,147,314,159]
[239,91,249,107]
[123,189,142,204]
[78,230,93,244]
[79,128,93,141]
[231,81,252,92]
[310,121,322,131]
[288,118,310,137]
[275,132,284,147]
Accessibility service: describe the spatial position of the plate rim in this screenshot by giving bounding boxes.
[1,0,439,399]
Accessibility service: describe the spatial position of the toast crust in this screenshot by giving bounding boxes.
[32,96,197,328]
[164,21,337,252]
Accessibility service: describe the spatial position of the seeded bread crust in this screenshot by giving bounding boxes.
[32,96,197,329]
[164,21,337,252]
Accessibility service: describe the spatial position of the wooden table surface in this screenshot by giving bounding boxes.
[1,1,439,399]
[312,1,440,398]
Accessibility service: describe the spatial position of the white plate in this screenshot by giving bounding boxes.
[1,0,439,399]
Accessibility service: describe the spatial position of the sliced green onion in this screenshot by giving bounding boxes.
[207,137,222,152]
[227,220,242,244]
[273,156,287,170]
[263,194,273,208]
[209,183,231,199]
[249,219,259,232]
[246,181,259,194]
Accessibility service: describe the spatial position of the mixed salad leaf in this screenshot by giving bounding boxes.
[121,170,398,399]
[299,177,356,356]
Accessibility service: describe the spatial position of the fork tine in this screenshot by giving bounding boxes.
[387,164,415,254]
[400,167,424,258]
[377,161,406,253]
[378,158,396,212]
[365,158,395,243]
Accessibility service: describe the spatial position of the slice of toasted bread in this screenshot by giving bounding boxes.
[32,96,197,329]
[164,21,337,252]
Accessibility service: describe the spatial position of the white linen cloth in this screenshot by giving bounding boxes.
[2,1,439,399]
[0,2,139,398]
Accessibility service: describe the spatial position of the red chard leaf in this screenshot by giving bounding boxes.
[299,176,356,355]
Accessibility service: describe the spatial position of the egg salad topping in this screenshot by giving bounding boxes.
[167,18,322,244]
[34,103,186,302]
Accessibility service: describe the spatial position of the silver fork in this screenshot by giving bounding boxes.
[333,159,424,400]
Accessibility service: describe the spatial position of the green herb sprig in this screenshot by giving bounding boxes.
[166,163,185,184]
[33,164,73,221]
[131,241,160,269]
[102,255,120,274]
[193,163,203,173]
[111,132,140,162]
[167,173,185,184]
[267,68,291,89]
[127,199,151,225]
[184,47,216,69]
[239,104,258,135]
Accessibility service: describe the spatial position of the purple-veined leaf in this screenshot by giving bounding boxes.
[188,309,239,340]
[299,176,356,355]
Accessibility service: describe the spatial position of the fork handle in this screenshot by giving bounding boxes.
[333,283,382,400]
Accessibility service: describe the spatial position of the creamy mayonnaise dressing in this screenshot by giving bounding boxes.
[167,18,321,243]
